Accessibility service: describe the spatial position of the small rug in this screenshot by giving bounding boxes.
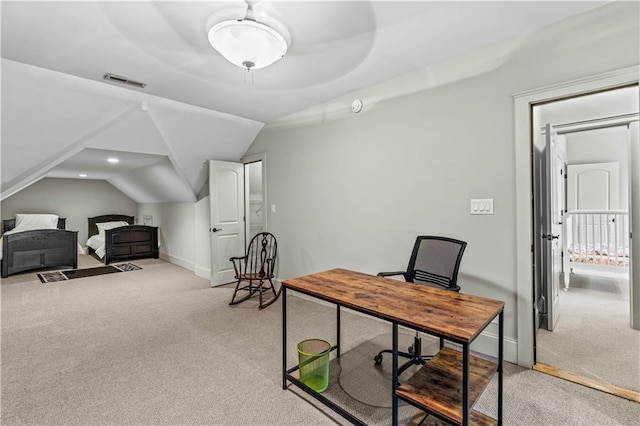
[37,263,142,283]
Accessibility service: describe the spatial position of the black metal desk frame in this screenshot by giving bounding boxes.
[282,278,504,426]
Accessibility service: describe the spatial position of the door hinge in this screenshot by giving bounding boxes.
[537,296,547,314]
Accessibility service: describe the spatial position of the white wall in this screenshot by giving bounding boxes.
[137,202,195,271]
[244,2,640,363]
[1,177,136,243]
[538,86,639,126]
[566,127,630,209]
[538,85,638,210]
[194,196,211,280]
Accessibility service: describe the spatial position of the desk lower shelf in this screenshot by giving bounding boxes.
[396,347,498,426]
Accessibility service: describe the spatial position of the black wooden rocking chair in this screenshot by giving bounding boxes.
[229,232,279,309]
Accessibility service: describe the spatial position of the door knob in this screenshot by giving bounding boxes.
[211,228,222,233]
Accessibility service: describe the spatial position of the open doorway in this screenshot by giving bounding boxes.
[241,152,268,250]
[532,85,639,396]
[245,161,265,242]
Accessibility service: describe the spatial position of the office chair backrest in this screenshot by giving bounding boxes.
[406,236,467,291]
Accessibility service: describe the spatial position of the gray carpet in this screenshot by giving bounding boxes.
[2,256,639,425]
[536,271,639,392]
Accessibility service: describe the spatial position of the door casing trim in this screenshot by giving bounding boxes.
[513,65,639,367]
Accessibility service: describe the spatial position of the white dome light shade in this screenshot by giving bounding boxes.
[208,19,288,70]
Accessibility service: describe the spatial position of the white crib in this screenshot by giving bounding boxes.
[562,210,630,290]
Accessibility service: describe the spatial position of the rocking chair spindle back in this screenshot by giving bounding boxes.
[229,232,279,309]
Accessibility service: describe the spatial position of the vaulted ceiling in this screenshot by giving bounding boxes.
[0,1,610,203]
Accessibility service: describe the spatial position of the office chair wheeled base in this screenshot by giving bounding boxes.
[374,334,433,375]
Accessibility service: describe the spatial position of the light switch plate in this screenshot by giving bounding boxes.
[470,199,494,215]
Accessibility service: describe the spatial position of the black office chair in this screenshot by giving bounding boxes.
[374,236,467,374]
[229,232,279,310]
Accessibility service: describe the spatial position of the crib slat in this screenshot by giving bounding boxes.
[564,210,629,287]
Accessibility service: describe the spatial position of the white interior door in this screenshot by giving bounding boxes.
[209,160,245,287]
[630,121,639,330]
[543,124,566,331]
[568,162,620,210]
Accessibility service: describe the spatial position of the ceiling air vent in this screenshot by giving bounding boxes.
[104,73,147,88]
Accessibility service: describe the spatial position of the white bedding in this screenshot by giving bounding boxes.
[96,221,129,237]
[86,221,130,259]
[86,234,107,259]
[15,214,59,231]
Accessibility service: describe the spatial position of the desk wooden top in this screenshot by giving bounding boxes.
[283,268,504,343]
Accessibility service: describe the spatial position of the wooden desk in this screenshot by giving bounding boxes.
[282,268,504,426]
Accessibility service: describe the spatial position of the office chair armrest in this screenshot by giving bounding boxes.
[377,271,408,280]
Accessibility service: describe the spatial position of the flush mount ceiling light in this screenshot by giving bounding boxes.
[107,158,119,164]
[207,3,288,70]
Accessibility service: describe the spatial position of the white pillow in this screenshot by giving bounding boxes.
[96,221,129,237]
[14,214,59,231]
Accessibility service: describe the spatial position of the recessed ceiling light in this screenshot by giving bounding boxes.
[107,158,119,164]
[79,173,88,178]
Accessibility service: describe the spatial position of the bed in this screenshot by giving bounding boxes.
[86,215,159,265]
[563,210,630,290]
[1,214,78,278]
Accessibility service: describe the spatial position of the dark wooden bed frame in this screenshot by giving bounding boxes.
[87,215,159,265]
[1,217,78,278]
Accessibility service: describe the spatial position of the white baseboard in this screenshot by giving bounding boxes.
[470,326,518,364]
[285,290,518,364]
[194,266,210,280]
[159,252,194,271]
